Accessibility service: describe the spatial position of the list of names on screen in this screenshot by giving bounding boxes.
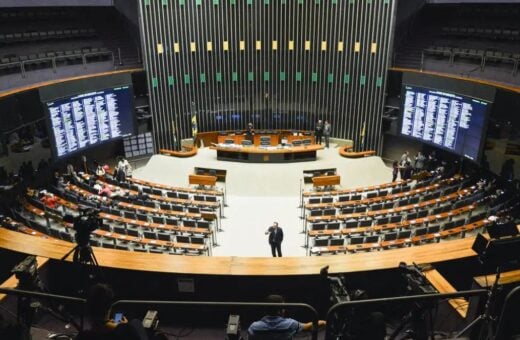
[47,86,134,158]
[401,85,488,161]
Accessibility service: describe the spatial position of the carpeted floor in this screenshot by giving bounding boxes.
[134,145,391,257]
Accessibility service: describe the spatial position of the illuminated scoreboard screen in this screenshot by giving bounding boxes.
[46,86,135,158]
[400,85,489,161]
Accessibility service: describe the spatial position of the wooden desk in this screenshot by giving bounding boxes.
[303,168,337,184]
[189,174,217,187]
[312,175,341,188]
[303,179,413,197]
[208,130,315,147]
[194,167,227,183]
[212,144,323,163]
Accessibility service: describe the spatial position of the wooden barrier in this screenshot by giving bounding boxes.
[0,228,487,276]
[338,145,376,158]
[160,146,198,158]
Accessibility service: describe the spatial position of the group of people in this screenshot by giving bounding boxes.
[392,150,444,182]
[314,120,332,148]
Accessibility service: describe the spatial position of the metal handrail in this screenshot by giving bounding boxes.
[112,299,321,340]
[0,287,86,330]
[325,289,488,339]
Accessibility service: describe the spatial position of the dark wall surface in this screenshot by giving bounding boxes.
[140,0,396,151]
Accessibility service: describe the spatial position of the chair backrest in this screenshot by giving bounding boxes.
[321,197,334,204]
[350,236,364,245]
[292,140,302,146]
[398,230,411,239]
[311,223,326,231]
[364,235,379,243]
[327,222,341,230]
[241,140,252,146]
[384,232,397,241]
[314,238,329,247]
[224,139,234,144]
[338,195,350,202]
[414,227,427,236]
[302,139,311,145]
[330,238,344,246]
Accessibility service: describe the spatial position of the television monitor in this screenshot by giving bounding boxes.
[45,85,135,158]
[400,85,490,162]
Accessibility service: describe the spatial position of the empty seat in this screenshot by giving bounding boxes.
[152,216,164,224]
[338,195,350,202]
[364,235,379,244]
[359,219,372,227]
[309,198,320,204]
[345,220,358,228]
[143,230,157,239]
[176,235,190,243]
[311,223,326,231]
[321,197,333,204]
[398,230,411,239]
[327,222,341,230]
[384,232,397,241]
[329,238,344,246]
[157,232,171,241]
[350,236,364,245]
[127,229,140,237]
[414,227,427,237]
[313,238,329,247]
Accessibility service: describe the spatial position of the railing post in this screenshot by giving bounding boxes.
[52,57,57,73]
[117,48,123,66]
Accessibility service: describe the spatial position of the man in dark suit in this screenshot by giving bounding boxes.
[315,120,323,145]
[265,222,284,257]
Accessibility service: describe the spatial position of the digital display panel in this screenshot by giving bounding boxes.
[46,86,135,158]
[400,85,489,161]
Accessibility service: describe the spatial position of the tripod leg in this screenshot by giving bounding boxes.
[455,315,483,338]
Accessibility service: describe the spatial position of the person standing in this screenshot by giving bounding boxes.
[414,151,426,173]
[246,122,255,142]
[399,151,410,179]
[314,120,323,145]
[265,222,284,257]
[392,161,399,182]
[323,121,331,148]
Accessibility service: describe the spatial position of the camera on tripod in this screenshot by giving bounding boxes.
[72,207,102,247]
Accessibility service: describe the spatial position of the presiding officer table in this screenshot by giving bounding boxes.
[211,144,324,163]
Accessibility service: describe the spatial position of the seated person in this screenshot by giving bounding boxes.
[40,192,58,210]
[248,294,326,339]
[99,184,113,198]
[76,283,148,340]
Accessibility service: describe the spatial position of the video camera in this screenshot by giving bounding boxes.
[72,207,102,247]
[398,262,437,295]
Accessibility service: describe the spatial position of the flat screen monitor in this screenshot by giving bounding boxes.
[45,85,135,159]
[400,85,490,162]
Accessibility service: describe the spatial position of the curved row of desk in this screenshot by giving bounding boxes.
[0,227,479,276]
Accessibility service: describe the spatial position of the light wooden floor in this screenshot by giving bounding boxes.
[134,145,392,257]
